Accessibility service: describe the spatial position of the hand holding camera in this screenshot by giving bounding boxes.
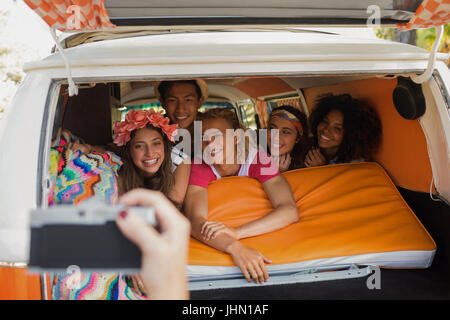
[116,189,191,300]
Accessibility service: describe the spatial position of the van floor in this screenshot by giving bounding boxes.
[190,188,450,300]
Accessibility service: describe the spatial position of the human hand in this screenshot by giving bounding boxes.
[128,274,147,296]
[201,221,239,241]
[277,153,292,172]
[304,147,327,167]
[227,241,272,284]
[116,188,191,300]
[67,141,92,154]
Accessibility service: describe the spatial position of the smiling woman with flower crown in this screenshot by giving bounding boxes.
[69,108,191,206]
[113,109,190,205]
[62,108,191,298]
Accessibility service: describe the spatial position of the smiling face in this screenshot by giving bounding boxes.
[129,127,165,178]
[201,117,237,165]
[268,116,299,156]
[316,109,344,155]
[162,82,204,129]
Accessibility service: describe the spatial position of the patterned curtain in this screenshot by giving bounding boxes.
[255,99,269,128]
[275,98,302,110]
[397,0,450,30]
[24,0,115,31]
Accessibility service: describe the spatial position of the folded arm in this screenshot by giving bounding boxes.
[184,185,236,252]
[235,174,299,239]
[202,175,298,241]
[184,184,271,283]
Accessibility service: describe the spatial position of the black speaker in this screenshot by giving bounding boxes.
[393,76,426,120]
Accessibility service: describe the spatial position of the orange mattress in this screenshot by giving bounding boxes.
[187,162,436,276]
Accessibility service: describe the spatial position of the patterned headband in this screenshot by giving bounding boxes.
[113,109,178,146]
[270,109,304,136]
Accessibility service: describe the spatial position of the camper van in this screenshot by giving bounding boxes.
[0,1,449,299]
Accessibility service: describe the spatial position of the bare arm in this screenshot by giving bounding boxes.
[236,175,299,238]
[184,185,236,252]
[67,142,107,154]
[117,189,190,299]
[202,175,298,241]
[184,184,272,284]
[168,160,191,207]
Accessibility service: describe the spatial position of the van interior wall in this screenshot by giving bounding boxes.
[62,83,113,146]
[302,77,433,194]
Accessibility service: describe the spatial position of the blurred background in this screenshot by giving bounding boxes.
[376,25,450,62]
[0,0,53,118]
[0,0,449,119]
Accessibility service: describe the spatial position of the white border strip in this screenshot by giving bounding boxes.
[187,250,436,279]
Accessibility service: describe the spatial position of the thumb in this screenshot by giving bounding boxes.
[262,254,272,264]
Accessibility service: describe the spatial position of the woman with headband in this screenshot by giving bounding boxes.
[267,105,310,172]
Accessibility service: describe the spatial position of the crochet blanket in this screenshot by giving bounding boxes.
[48,130,148,300]
[48,130,122,206]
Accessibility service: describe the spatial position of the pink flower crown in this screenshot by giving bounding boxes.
[113,109,178,146]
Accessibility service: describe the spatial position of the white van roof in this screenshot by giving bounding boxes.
[24,30,441,73]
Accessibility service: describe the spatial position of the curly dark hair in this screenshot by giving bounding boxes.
[309,94,382,164]
[269,105,310,170]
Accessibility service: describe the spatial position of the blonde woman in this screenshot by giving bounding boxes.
[184,108,298,284]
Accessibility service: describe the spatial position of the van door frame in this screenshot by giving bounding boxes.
[37,81,62,209]
[418,65,450,205]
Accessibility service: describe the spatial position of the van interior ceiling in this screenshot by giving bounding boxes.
[54,74,434,196]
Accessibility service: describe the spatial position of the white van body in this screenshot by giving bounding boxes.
[0,27,449,268]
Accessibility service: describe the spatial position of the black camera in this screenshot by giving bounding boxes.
[28,198,156,273]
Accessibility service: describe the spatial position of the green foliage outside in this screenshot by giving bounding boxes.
[375,24,450,66]
[0,8,25,116]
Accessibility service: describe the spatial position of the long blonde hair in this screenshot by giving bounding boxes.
[197,108,245,130]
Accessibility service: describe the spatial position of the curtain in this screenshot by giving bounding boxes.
[274,98,302,110]
[397,0,450,30]
[255,99,269,128]
[24,0,114,31]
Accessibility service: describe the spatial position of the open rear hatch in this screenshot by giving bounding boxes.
[24,0,448,50]
[103,0,420,26]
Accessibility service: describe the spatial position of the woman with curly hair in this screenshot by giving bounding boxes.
[305,93,382,167]
[267,105,310,172]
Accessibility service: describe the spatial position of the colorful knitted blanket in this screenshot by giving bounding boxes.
[48,130,148,300]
